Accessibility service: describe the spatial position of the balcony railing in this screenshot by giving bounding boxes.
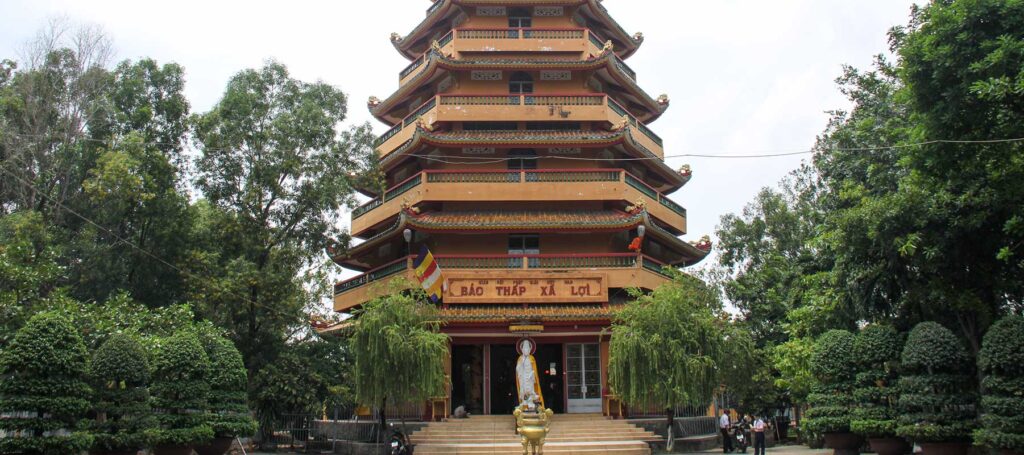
[376,93,664,157]
[352,169,687,222]
[455,27,587,41]
[335,254,672,296]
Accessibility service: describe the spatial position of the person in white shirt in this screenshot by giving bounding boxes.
[753,415,768,455]
[720,409,734,453]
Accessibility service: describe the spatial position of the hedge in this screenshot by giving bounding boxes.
[89,333,158,453]
[850,325,903,438]
[804,330,858,434]
[0,312,93,454]
[896,322,976,443]
[203,335,256,438]
[974,316,1024,452]
[150,331,214,447]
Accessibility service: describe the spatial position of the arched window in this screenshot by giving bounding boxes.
[509,7,532,28]
[509,72,534,94]
[508,149,537,170]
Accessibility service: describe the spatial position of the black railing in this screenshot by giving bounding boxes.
[625,174,657,200]
[399,55,425,80]
[404,97,437,127]
[659,197,687,218]
[643,257,675,278]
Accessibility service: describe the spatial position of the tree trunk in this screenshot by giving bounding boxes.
[379,396,388,444]
[666,407,676,451]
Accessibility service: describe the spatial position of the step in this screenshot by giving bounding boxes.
[412,440,651,455]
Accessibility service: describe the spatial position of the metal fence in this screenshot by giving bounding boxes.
[627,403,710,419]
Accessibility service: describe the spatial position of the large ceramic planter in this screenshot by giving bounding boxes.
[918,442,971,455]
[152,445,194,455]
[824,432,863,455]
[194,437,234,455]
[868,437,910,455]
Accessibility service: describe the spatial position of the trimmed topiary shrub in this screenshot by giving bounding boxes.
[89,333,158,454]
[150,331,214,449]
[804,329,858,435]
[0,312,93,454]
[896,322,976,444]
[974,316,1024,453]
[203,335,256,439]
[850,325,904,438]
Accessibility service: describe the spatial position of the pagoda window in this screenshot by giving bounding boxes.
[509,72,534,94]
[507,149,538,171]
[508,234,540,268]
[508,7,532,28]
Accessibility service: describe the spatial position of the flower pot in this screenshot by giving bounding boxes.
[868,437,910,455]
[90,450,140,455]
[194,437,234,455]
[152,445,194,455]
[918,442,971,455]
[824,432,863,455]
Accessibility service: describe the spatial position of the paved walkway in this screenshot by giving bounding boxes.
[677,445,829,455]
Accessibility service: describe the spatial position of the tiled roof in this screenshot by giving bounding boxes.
[408,210,642,232]
[372,49,666,125]
[440,304,625,323]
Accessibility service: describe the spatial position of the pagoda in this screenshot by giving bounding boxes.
[331,0,711,417]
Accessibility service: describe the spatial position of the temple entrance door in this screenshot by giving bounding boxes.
[566,343,602,413]
[451,345,484,415]
[490,345,519,415]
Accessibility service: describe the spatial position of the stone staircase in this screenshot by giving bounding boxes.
[410,413,658,454]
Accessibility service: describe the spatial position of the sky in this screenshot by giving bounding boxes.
[0,0,917,279]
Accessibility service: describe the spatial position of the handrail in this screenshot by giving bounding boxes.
[334,256,413,294]
[353,169,687,224]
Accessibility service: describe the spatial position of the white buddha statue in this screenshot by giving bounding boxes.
[515,339,543,409]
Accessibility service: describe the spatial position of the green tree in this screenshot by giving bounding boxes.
[896,322,976,444]
[201,335,256,440]
[804,330,857,436]
[0,211,62,347]
[150,331,214,449]
[974,316,1024,452]
[350,286,448,438]
[89,333,157,454]
[190,61,376,374]
[850,325,903,440]
[608,273,726,444]
[0,312,92,454]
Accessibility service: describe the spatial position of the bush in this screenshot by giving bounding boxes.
[850,325,903,438]
[203,335,256,438]
[974,316,1024,452]
[150,331,214,447]
[0,312,93,454]
[804,330,857,434]
[896,322,976,443]
[89,333,158,453]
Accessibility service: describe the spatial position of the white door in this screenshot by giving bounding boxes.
[566,343,602,413]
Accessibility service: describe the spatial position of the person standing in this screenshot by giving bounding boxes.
[720,409,734,453]
[753,414,768,455]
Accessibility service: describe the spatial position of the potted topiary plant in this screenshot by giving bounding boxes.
[804,329,861,455]
[194,335,256,455]
[89,333,158,455]
[974,316,1024,455]
[150,331,214,455]
[896,322,976,455]
[850,325,908,455]
[0,312,94,455]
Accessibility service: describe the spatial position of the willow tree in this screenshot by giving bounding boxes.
[609,273,728,448]
[350,285,449,439]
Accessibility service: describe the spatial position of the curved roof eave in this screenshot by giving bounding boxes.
[331,209,709,268]
[369,49,668,126]
[378,126,688,189]
[394,0,643,61]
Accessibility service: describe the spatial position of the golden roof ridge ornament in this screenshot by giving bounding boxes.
[603,40,615,53]
[692,235,713,252]
[390,32,403,43]
[633,32,645,42]
[367,96,381,107]
[657,94,671,106]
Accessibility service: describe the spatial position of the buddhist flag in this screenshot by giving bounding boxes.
[413,245,444,303]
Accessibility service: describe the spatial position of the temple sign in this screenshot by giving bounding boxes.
[515,339,545,409]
